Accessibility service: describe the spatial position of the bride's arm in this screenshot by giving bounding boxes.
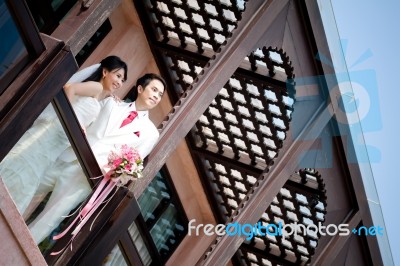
[63,81,103,102]
[64,64,103,103]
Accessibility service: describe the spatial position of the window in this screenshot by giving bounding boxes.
[25,0,78,34]
[134,169,188,263]
[98,169,187,265]
[75,19,112,66]
[0,0,29,94]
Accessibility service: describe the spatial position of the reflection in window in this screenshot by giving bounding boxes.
[0,104,70,217]
[0,0,28,89]
[137,170,187,262]
[103,244,128,266]
[0,103,92,254]
[129,222,152,266]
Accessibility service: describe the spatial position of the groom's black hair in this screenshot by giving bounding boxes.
[84,55,128,82]
[126,73,167,102]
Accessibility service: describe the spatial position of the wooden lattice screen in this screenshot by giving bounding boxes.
[237,169,327,265]
[145,0,245,53]
[134,0,329,264]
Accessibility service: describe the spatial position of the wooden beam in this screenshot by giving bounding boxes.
[0,179,47,266]
[51,0,123,56]
[311,211,361,264]
[131,0,290,198]
[196,102,334,265]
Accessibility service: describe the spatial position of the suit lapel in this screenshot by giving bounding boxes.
[105,102,142,137]
[118,116,142,135]
[105,103,129,136]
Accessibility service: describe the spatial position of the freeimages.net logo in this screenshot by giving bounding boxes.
[188,219,384,241]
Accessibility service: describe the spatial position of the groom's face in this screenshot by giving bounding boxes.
[137,79,165,110]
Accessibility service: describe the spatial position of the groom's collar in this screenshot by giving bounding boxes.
[129,102,148,118]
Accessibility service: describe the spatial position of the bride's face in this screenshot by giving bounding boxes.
[135,79,165,111]
[102,68,126,94]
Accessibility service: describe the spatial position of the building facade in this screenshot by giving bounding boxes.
[0,0,391,265]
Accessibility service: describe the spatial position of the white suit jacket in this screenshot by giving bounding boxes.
[59,98,159,167]
[87,98,159,165]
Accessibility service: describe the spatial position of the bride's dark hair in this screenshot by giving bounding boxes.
[84,55,128,82]
[126,73,166,101]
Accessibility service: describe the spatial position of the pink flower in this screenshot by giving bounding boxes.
[113,158,123,167]
[108,151,119,162]
[105,145,144,186]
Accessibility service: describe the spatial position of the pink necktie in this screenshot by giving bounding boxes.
[120,111,138,128]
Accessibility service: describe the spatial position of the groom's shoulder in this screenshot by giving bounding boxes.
[144,120,160,135]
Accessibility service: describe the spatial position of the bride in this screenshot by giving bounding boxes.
[0,55,128,215]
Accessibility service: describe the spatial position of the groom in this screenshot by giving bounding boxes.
[91,102,156,164]
[58,96,159,166]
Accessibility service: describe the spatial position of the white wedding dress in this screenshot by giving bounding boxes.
[0,96,101,215]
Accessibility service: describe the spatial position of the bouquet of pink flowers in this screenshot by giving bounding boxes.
[105,144,144,186]
[51,145,144,255]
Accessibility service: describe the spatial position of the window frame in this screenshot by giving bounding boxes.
[0,0,45,94]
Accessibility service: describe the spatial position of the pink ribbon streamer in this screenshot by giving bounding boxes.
[50,172,118,256]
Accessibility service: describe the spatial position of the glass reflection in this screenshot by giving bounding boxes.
[129,222,152,266]
[149,204,180,256]
[103,244,128,266]
[0,104,71,217]
[0,0,28,80]
[0,104,90,253]
[138,172,186,261]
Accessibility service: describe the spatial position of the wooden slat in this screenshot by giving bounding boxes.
[51,0,123,56]
[311,211,361,264]
[0,179,47,266]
